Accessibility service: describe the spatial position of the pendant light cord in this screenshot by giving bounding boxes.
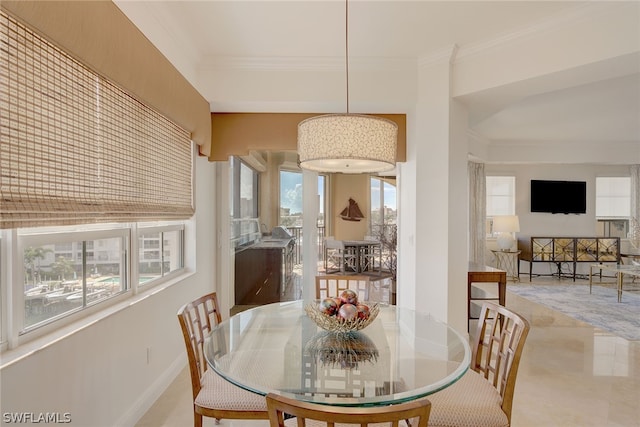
[345,0,350,114]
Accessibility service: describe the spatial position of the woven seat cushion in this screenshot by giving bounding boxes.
[195,368,267,411]
[427,369,509,427]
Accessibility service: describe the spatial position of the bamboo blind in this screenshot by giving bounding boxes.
[0,10,194,229]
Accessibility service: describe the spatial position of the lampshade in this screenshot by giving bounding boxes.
[493,215,519,251]
[493,215,520,233]
[298,114,397,173]
[297,0,398,174]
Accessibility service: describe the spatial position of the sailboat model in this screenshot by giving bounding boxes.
[340,198,364,222]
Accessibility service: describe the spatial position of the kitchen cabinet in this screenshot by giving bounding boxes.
[234,238,294,305]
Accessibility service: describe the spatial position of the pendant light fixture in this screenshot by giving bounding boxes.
[297,0,398,174]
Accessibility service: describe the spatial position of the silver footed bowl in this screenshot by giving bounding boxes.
[305,300,379,333]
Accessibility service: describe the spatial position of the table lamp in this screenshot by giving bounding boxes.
[493,215,520,251]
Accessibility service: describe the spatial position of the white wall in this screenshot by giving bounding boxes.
[0,155,217,427]
[485,163,631,277]
[486,163,631,236]
[397,53,469,334]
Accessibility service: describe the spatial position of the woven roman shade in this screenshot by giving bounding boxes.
[0,10,194,229]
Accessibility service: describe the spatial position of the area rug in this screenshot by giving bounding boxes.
[507,283,640,341]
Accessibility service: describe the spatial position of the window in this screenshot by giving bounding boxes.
[279,170,303,228]
[596,177,631,238]
[0,10,190,351]
[278,170,327,264]
[318,175,326,229]
[21,232,127,331]
[1,222,185,348]
[231,157,259,220]
[370,177,397,237]
[138,225,184,286]
[486,176,516,236]
[278,170,326,228]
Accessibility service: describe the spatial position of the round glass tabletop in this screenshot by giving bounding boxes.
[204,300,470,407]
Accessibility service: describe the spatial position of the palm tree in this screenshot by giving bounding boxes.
[24,246,52,286]
[51,256,74,281]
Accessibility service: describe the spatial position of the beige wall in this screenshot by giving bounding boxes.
[210,113,407,163]
[331,174,370,240]
[248,153,373,240]
[2,1,211,155]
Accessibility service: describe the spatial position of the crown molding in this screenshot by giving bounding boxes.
[115,1,200,78]
[240,150,267,173]
[456,2,628,62]
[467,153,485,163]
[464,138,640,165]
[201,56,342,71]
[466,129,490,145]
[197,3,631,74]
[467,129,491,162]
[417,45,458,69]
[200,56,415,72]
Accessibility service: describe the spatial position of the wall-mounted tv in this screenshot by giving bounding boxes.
[530,180,586,214]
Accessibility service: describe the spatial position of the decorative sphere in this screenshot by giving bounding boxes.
[356,304,370,320]
[318,298,338,316]
[339,289,358,305]
[337,303,358,321]
[333,297,342,307]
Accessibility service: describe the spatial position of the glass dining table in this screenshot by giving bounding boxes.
[204,300,470,407]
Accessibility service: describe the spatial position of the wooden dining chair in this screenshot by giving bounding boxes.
[177,292,268,427]
[315,274,370,301]
[361,235,382,275]
[266,392,432,427]
[427,302,530,427]
[325,238,357,274]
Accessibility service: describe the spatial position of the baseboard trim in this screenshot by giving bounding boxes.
[116,353,187,427]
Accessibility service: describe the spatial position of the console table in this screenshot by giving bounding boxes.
[467,262,506,331]
[518,237,620,281]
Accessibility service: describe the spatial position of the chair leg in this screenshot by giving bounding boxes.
[194,412,203,427]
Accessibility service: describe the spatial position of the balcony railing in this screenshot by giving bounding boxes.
[285,226,326,265]
[287,224,396,274]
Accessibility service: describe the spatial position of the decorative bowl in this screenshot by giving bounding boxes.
[305,300,380,333]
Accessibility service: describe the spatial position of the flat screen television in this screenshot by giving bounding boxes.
[530,180,586,214]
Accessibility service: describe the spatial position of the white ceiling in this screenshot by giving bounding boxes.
[131,1,579,58]
[115,1,640,155]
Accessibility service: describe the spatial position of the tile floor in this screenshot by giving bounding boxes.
[136,277,640,427]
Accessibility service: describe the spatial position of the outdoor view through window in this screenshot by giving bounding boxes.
[22,229,182,330]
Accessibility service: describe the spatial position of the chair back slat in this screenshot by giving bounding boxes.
[315,275,370,301]
[177,292,223,400]
[325,239,345,250]
[471,302,530,421]
[266,393,431,427]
